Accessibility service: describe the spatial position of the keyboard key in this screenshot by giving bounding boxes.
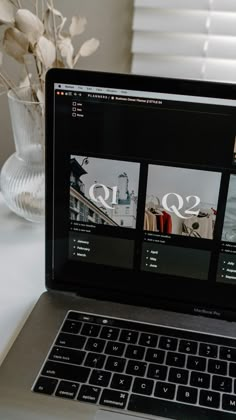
[119,330,139,344]
[105,356,126,372]
[132,378,154,395]
[49,347,85,365]
[145,349,165,364]
[100,389,128,409]
[220,347,236,362]
[166,352,185,367]
[129,395,186,419]
[229,363,236,378]
[177,385,198,404]
[89,370,111,387]
[81,323,101,337]
[61,320,82,334]
[110,373,132,391]
[222,394,236,412]
[56,333,86,350]
[190,372,210,389]
[100,327,120,341]
[33,376,58,395]
[168,368,189,385]
[187,355,206,371]
[41,361,90,383]
[85,338,106,353]
[199,390,220,409]
[154,381,176,400]
[212,375,232,393]
[95,316,114,326]
[179,340,198,355]
[77,385,101,404]
[139,333,158,347]
[84,352,106,369]
[159,336,178,351]
[126,360,147,377]
[55,380,79,399]
[147,364,167,380]
[67,312,94,323]
[208,359,227,376]
[199,343,218,358]
[105,341,125,357]
[125,345,145,360]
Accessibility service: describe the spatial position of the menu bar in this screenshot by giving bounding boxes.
[54,83,236,107]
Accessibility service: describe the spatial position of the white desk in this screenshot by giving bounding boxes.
[0,195,45,365]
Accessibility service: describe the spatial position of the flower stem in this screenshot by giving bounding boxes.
[36,0,39,16]
[50,0,58,62]
[0,71,17,93]
[41,0,45,22]
[8,0,18,7]
[23,60,37,101]
[34,55,43,91]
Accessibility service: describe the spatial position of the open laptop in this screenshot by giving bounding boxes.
[1,69,236,420]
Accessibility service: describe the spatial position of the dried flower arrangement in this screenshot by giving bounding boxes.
[0,0,100,222]
[0,0,100,101]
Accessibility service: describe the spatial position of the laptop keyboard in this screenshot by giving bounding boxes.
[32,311,236,419]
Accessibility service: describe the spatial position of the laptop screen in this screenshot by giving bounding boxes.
[47,70,236,319]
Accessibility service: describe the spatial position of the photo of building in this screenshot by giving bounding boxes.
[70,156,140,228]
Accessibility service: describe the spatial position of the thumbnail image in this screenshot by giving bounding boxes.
[145,165,221,239]
[233,137,236,165]
[70,155,140,228]
[222,175,236,242]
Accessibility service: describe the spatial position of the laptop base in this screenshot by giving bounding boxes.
[0,291,236,419]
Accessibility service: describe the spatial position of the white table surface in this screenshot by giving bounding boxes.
[0,194,45,365]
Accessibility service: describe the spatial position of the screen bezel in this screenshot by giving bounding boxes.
[45,68,236,320]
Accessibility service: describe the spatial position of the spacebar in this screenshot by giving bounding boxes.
[128,394,229,420]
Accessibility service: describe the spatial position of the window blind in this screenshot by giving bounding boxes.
[132,0,236,81]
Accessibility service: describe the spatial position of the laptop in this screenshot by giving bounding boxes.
[1,68,236,420]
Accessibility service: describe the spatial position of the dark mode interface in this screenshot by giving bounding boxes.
[54,83,236,287]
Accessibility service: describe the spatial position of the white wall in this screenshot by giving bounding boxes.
[0,0,133,167]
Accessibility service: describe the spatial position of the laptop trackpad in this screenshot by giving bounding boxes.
[95,410,174,420]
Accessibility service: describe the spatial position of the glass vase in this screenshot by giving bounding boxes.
[0,86,45,223]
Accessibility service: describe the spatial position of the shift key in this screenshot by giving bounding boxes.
[42,361,90,383]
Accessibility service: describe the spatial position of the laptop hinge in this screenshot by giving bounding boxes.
[47,288,77,297]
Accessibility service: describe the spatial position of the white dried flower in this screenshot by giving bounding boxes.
[15,9,44,45]
[46,2,64,19]
[0,2,99,98]
[79,38,100,57]
[36,36,56,69]
[58,37,74,69]
[44,3,66,40]
[73,37,99,66]
[3,28,29,63]
[69,16,87,37]
[0,0,14,25]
